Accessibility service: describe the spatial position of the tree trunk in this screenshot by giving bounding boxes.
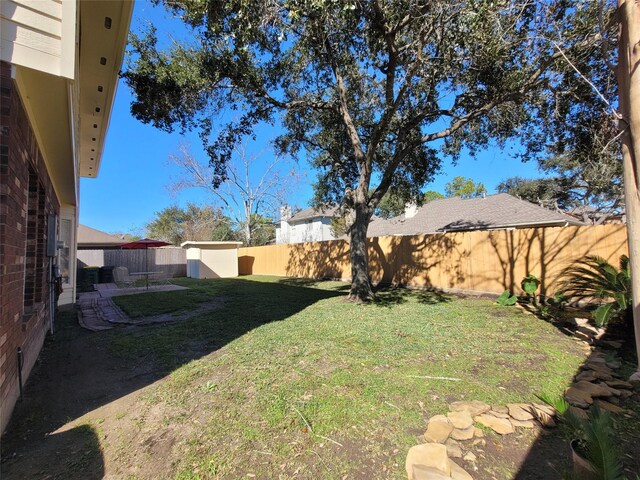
[348,204,375,302]
[244,204,252,246]
[617,0,640,380]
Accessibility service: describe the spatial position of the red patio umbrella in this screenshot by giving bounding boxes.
[120,238,172,289]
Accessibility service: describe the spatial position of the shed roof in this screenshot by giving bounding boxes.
[181,241,243,249]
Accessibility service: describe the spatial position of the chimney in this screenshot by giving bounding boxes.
[280,205,292,222]
[404,202,418,219]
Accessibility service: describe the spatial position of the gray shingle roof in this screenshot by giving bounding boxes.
[77,224,126,247]
[288,205,339,222]
[367,193,584,237]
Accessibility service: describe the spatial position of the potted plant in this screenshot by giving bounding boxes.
[539,394,624,480]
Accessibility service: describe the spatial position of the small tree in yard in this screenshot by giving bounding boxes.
[124,1,610,302]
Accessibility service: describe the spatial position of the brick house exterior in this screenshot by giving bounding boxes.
[0,1,132,433]
[1,63,60,431]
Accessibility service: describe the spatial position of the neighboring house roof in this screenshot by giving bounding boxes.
[288,206,340,223]
[77,225,126,248]
[368,193,584,237]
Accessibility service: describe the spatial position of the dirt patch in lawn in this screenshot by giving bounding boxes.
[116,298,225,325]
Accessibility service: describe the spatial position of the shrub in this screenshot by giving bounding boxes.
[560,255,631,327]
[496,290,517,306]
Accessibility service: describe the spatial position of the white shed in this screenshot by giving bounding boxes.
[180,241,244,279]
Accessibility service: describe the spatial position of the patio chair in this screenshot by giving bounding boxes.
[113,266,136,288]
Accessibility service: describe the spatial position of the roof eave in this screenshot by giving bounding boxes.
[78,0,133,179]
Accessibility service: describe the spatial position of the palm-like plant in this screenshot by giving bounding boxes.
[539,394,624,480]
[560,255,631,327]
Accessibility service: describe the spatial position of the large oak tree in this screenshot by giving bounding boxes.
[124,0,610,301]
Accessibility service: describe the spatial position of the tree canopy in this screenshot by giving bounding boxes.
[146,203,236,245]
[124,0,616,300]
[498,153,624,217]
[376,189,444,219]
[444,176,488,199]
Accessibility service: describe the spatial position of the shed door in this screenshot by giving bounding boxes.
[187,259,200,278]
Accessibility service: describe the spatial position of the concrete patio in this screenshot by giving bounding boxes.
[76,282,188,331]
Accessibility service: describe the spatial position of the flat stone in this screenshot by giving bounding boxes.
[591,369,615,381]
[604,385,621,396]
[573,317,590,326]
[573,380,614,398]
[411,465,451,480]
[568,406,589,420]
[584,363,615,376]
[492,405,508,414]
[530,403,556,427]
[424,417,454,444]
[594,399,626,413]
[450,459,474,480]
[575,370,597,382]
[606,379,633,390]
[565,387,593,408]
[574,332,594,343]
[449,400,491,417]
[450,425,475,441]
[532,403,555,416]
[507,403,534,421]
[473,427,484,438]
[510,419,536,428]
[472,438,486,447]
[411,465,452,480]
[586,356,607,364]
[445,439,463,458]
[474,414,514,435]
[582,326,606,339]
[430,414,449,423]
[447,410,474,430]
[487,410,510,419]
[463,451,477,462]
[406,443,451,478]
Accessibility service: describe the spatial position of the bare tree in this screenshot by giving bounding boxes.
[169,143,300,246]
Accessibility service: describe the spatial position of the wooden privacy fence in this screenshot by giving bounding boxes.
[77,247,187,277]
[239,224,629,296]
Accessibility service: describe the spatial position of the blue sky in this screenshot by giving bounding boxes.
[79,1,545,235]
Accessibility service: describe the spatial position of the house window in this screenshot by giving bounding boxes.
[23,167,45,309]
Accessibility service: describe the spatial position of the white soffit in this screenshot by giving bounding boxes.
[78,0,133,178]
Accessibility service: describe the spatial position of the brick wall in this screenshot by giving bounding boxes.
[0,61,60,433]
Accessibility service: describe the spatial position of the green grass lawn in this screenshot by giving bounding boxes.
[106,276,585,479]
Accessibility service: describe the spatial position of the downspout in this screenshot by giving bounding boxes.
[17,347,24,401]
